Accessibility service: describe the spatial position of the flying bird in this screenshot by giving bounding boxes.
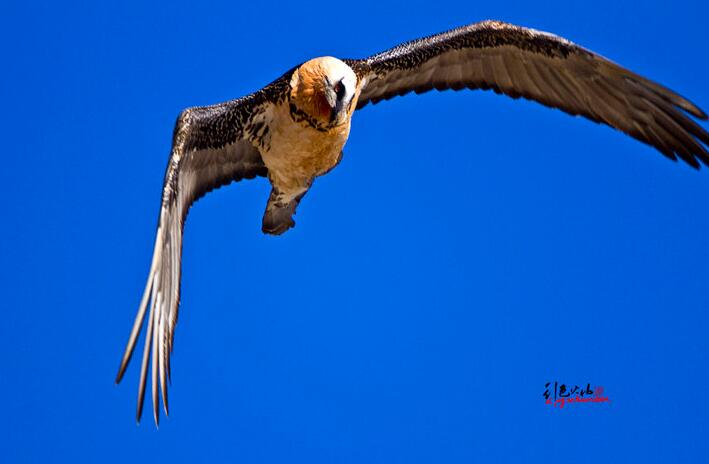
[116,20,709,425]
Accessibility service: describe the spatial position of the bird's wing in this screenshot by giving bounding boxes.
[349,20,709,167]
[115,78,286,425]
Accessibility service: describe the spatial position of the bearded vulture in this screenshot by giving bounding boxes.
[115,20,709,425]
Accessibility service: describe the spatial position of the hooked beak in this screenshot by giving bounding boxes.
[330,96,346,125]
[325,78,348,125]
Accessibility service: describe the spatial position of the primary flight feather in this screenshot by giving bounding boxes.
[115,20,709,425]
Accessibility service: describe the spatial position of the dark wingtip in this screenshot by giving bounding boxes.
[153,388,160,428]
[684,101,708,120]
[671,94,708,120]
[136,406,143,425]
[115,366,127,385]
[163,388,170,417]
[115,337,140,385]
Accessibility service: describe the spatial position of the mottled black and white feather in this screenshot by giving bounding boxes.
[114,79,290,424]
[350,20,709,167]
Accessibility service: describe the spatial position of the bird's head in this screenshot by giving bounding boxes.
[289,57,358,128]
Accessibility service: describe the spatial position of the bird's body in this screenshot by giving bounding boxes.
[263,100,349,190]
[260,98,351,233]
[260,58,359,210]
[115,20,709,425]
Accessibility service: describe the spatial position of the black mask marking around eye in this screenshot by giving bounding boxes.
[335,80,346,100]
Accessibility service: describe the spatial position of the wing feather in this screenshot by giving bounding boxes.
[351,20,708,167]
[115,89,278,424]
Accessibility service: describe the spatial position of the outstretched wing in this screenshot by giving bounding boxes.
[115,89,277,425]
[350,20,709,167]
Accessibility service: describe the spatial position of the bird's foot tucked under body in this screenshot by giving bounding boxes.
[262,188,307,235]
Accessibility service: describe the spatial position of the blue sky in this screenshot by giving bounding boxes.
[2,0,708,462]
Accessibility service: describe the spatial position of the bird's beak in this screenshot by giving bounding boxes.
[330,97,346,125]
[324,87,337,111]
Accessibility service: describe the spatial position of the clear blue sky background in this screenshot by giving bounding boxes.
[2,1,708,462]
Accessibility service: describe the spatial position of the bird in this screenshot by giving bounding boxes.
[115,20,709,425]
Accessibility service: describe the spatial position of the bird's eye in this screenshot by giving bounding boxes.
[334,81,345,98]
